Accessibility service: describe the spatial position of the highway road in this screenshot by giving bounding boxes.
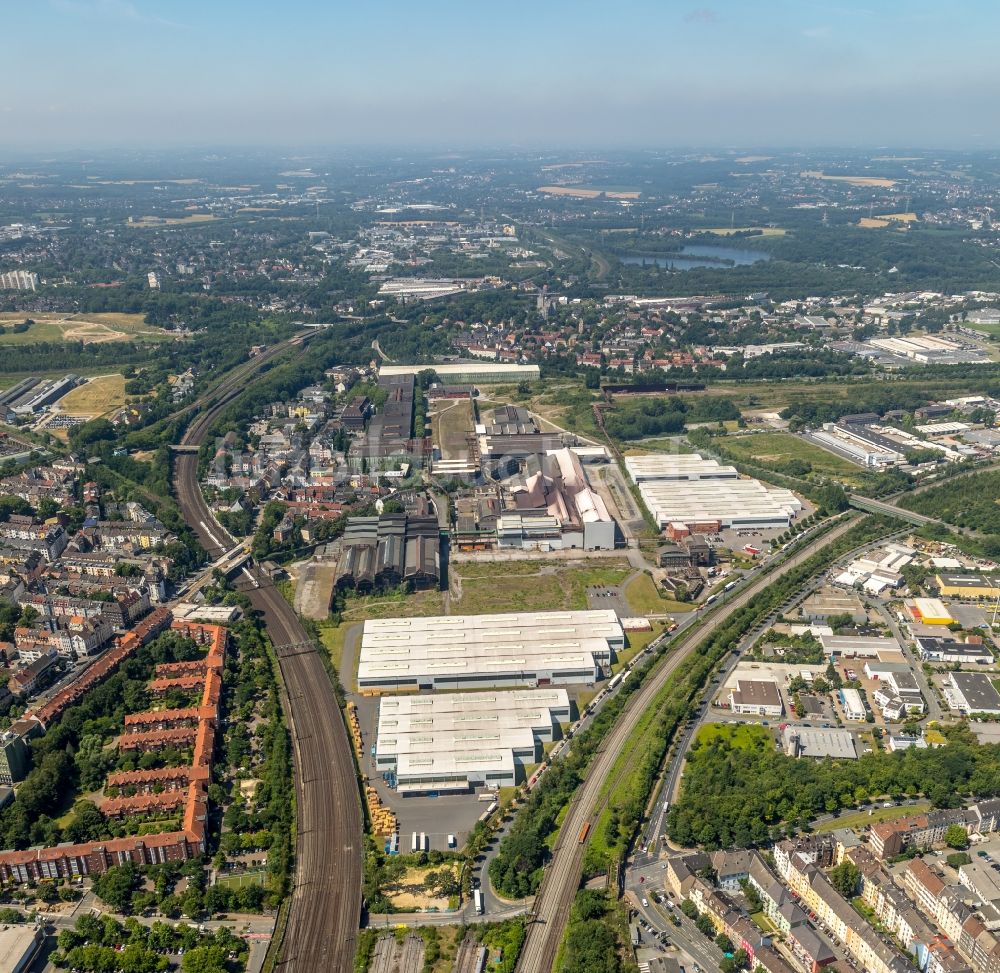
[515,514,863,973]
[171,345,363,972]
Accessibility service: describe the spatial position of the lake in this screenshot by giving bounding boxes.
[620,243,771,270]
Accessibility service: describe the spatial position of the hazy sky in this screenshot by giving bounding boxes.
[6,0,1000,148]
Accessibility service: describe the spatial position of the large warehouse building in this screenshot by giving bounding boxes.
[357,609,624,691]
[625,453,802,532]
[375,689,571,794]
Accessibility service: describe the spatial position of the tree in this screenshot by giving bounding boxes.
[715,932,734,952]
[829,861,860,898]
[945,825,970,849]
[695,912,716,937]
[93,863,139,913]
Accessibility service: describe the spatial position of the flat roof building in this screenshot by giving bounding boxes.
[840,687,866,721]
[948,671,1000,716]
[729,679,783,717]
[357,609,624,691]
[375,689,570,794]
[936,574,1000,600]
[783,726,858,760]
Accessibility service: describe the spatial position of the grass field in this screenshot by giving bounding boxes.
[431,398,475,461]
[720,431,863,482]
[216,869,267,889]
[693,722,773,750]
[800,170,896,188]
[815,801,931,833]
[56,374,128,418]
[0,312,173,345]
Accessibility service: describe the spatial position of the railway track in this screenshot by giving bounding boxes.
[515,514,862,973]
[171,340,362,972]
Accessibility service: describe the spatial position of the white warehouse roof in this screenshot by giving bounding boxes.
[357,609,623,689]
[624,454,738,483]
[637,479,802,529]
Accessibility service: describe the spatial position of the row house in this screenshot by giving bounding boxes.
[784,854,915,973]
[856,854,938,956]
[748,853,809,934]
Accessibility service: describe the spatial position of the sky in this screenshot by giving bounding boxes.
[5,0,1000,149]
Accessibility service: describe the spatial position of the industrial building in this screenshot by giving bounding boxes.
[728,679,783,717]
[374,689,571,794]
[334,513,440,593]
[625,452,801,532]
[379,362,540,384]
[477,405,565,461]
[799,589,867,625]
[498,448,616,551]
[357,609,624,691]
[947,671,1000,716]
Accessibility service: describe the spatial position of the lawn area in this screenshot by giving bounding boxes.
[694,723,773,750]
[624,573,694,616]
[56,374,128,418]
[814,801,931,833]
[0,311,173,344]
[721,431,863,482]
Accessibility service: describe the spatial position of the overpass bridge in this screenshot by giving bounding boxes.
[848,494,938,526]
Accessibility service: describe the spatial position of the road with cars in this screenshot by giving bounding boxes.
[515,514,864,973]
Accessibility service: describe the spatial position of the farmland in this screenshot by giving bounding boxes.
[0,312,174,345]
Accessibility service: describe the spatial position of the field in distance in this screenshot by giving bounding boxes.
[537,185,641,199]
[0,312,175,345]
[800,170,897,188]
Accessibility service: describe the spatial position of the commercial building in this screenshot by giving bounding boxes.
[357,609,624,691]
[624,454,739,484]
[821,635,900,659]
[947,672,1000,716]
[378,362,540,384]
[916,637,993,666]
[840,687,867,721]
[936,574,1000,600]
[907,598,954,626]
[782,726,858,760]
[729,679,783,717]
[374,689,570,793]
[800,589,867,626]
